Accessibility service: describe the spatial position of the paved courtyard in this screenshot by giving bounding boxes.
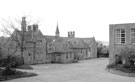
[5,58,135,82]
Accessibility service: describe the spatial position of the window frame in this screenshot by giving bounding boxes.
[115,29,126,44]
[131,28,135,44]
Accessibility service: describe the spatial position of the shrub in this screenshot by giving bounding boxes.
[0,69,38,81]
[2,68,16,76]
[0,55,23,68]
[123,64,135,72]
[107,63,135,73]
[107,64,116,69]
[119,46,135,65]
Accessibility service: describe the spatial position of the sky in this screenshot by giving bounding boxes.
[0,0,135,42]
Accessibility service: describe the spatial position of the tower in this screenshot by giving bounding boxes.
[21,17,26,32]
[55,22,60,37]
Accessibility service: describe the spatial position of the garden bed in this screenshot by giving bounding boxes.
[0,68,37,81]
[106,64,135,77]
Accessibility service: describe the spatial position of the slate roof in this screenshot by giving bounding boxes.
[78,37,95,46]
[48,37,73,53]
[7,29,44,49]
[12,29,44,42]
[44,35,56,43]
[44,35,94,53]
[67,38,89,49]
[53,42,73,53]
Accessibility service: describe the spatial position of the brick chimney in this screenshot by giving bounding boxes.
[68,31,75,38]
[33,24,38,32]
[68,32,70,38]
[73,31,75,38]
[28,25,32,31]
[21,17,26,32]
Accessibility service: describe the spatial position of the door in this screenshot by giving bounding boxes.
[56,54,61,63]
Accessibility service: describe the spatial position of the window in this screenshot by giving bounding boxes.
[80,49,83,53]
[70,54,72,58]
[89,47,91,52]
[37,40,42,47]
[28,53,31,56]
[66,54,68,59]
[131,28,135,43]
[115,29,126,44]
[74,41,78,44]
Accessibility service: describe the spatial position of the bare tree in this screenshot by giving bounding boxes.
[0,18,22,64]
[0,17,40,64]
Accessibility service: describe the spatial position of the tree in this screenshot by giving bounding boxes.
[97,42,109,58]
[0,17,26,64]
[97,42,103,57]
[0,17,40,65]
[0,36,8,59]
[120,46,135,65]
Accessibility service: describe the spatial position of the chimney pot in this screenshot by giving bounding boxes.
[21,17,26,32]
[28,25,32,31]
[73,31,75,38]
[22,17,26,21]
[33,24,38,32]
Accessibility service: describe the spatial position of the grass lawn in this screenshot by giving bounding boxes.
[0,68,37,81]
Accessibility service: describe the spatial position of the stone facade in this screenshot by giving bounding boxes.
[109,23,135,64]
[3,17,97,64]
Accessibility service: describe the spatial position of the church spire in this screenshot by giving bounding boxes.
[55,22,60,37]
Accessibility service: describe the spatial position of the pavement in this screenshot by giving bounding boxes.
[5,58,135,82]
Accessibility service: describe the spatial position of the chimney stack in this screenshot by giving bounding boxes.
[73,31,75,38]
[71,31,73,38]
[21,17,26,32]
[68,32,70,38]
[68,31,75,38]
[28,25,32,31]
[33,24,38,32]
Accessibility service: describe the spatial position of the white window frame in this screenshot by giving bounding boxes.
[131,28,135,44]
[115,29,126,44]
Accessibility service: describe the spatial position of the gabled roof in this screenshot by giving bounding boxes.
[9,29,44,49]
[48,38,73,53]
[44,35,56,43]
[44,34,94,49]
[53,42,73,53]
[78,37,95,46]
[67,38,89,49]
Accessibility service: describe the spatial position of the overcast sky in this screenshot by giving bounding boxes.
[0,0,135,41]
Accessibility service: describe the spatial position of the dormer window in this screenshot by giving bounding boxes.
[52,40,55,43]
[74,41,78,44]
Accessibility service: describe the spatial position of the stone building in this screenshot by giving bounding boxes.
[4,17,97,64]
[109,23,135,64]
[6,17,47,64]
[47,38,75,63]
[45,24,97,63]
